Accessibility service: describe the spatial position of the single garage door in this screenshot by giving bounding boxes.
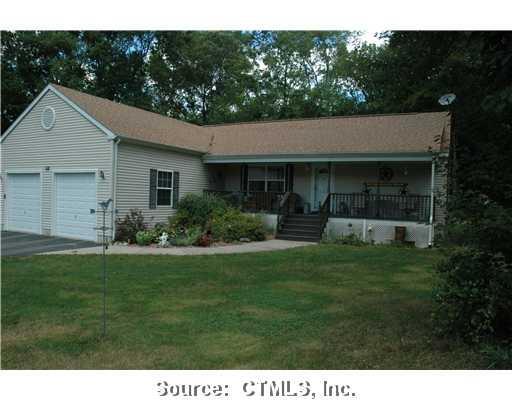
[55,172,97,241]
[7,173,41,234]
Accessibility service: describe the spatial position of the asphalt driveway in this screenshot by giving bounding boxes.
[1,231,97,256]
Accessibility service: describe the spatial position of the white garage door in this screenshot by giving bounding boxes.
[7,173,41,234]
[55,173,97,241]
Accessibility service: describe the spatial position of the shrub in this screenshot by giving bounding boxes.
[210,209,265,242]
[432,247,512,343]
[197,233,213,247]
[322,232,367,246]
[174,193,229,229]
[135,230,154,246]
[173,226,202,246]
[115,209,146,243]
[481,343,512,369]
[440,191,512,259]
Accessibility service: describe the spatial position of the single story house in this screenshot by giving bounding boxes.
[0,84,452,247]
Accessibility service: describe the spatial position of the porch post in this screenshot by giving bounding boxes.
[327,162,332,193]
[240,164,248,193]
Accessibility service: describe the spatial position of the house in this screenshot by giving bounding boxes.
[0,84,451,247]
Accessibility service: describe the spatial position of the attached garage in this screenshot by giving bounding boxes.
[54,172,97,241]
[6,173,42,234]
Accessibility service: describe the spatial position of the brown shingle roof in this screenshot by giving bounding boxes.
[205,112,450,156]
[52,84,450,156]
[52,84,210,153]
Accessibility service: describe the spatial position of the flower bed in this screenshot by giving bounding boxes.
[115,194,268,248]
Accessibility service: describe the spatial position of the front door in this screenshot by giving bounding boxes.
[313,165,330,210]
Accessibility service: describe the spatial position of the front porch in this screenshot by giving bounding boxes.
[205,160,438,246]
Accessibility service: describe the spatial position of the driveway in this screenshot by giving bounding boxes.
[1,231,97,256]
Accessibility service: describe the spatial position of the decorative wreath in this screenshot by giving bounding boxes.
[379,166,394,181]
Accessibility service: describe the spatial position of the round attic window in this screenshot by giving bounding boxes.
[41,106,56,130]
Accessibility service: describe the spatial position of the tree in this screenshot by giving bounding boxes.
[148,31,253,124]
[1,31,85,132]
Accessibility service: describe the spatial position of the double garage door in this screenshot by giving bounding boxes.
[6,172,97,241]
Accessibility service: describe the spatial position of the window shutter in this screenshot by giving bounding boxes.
[149,169,157,209]
[240,164,248,193]
[172,171,180,209]
[286,164,294,192]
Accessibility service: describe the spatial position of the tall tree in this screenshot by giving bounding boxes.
[80,31,155,110]
[346,31,512,206]
[149,31,253,124]
[1,31,85,131]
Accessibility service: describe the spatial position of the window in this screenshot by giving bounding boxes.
[247,165,285,192]
[157,170,173,206]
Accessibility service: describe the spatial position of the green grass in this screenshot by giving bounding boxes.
[1,245,486,369]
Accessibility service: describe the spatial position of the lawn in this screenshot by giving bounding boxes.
[1,245,486,369]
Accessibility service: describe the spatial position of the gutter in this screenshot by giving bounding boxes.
[202,152,434,164]
[428,160,435,246]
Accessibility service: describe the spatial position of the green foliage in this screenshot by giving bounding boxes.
[481,343,512,369]
[172,226,202,247]
[1,31,154,133]
[174,193,229,229]
[322,232,367,246]
[210,209,265,242]
[433,248,512,343]
[440,192,512,259]
[115,209,147,243]
[135,230,154,246]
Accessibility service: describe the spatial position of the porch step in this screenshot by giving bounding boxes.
[281,225,321,233]
[276,233,321,242]
[277,213,325,242]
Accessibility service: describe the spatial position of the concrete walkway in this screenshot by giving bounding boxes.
[42,239,316,256]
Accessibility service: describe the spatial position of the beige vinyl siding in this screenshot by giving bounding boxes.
[1,90,113,240]
[115,142,208,226]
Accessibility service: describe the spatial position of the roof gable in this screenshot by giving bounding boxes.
[0,85,116,143]
[51,84,210,153]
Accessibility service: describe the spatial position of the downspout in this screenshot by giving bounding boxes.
[428,158,435,247]
[111,137,120,241]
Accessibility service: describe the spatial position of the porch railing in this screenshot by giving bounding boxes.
[204,190,431,222]
[204,190,285,213]
[329,193,431,222]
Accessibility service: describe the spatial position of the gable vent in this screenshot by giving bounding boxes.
[41,106,56,130]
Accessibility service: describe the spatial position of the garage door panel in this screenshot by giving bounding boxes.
[7,173,41,234]
[55,173,97,241]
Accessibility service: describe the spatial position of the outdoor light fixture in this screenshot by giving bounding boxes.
[99,170,105,179]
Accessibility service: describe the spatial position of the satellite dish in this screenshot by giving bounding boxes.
[438,93,456,106]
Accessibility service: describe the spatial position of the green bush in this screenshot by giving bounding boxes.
[433,247,512,343]
[322,232,367,246]
[135,230,154,246]
[481,343,512,369]
[115,209,147,243]
[173,226,202,246]
[210,209,265,242]
[174,193,229,229]
[440,191,512,259]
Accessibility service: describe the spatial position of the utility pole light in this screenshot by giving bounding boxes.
[91,198,113,337]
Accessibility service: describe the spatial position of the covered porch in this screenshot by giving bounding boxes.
[206,160,433,224]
